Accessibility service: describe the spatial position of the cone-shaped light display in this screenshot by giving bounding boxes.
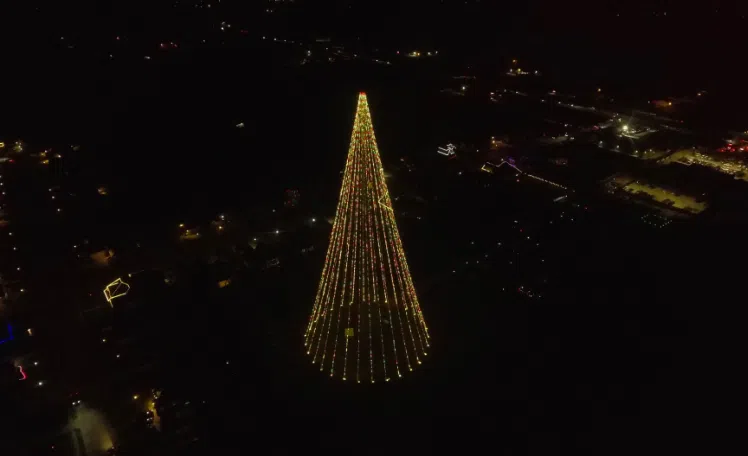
[304,93,430,383]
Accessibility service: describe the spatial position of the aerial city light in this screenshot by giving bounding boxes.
[304,93,430,383]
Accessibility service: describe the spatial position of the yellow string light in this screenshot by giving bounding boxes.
[305,93,430,382]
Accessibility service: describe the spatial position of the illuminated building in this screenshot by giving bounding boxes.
[304,93,430,383]
[437,143,456,156]
[103,278,130,306]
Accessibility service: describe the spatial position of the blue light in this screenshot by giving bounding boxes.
[0,323,13,344]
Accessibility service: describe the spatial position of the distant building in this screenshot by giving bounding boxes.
[437,144,456,156]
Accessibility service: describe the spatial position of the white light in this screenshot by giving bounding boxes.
[311,218,316,222]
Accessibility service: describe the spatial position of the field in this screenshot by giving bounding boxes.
[622,181,707,214]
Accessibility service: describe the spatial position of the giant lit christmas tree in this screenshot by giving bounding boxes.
[304,93,430,383]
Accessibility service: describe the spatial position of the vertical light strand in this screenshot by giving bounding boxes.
[314,117,358,368]
[368,133,413,374]
[362,93,405,378]
[341,120,365,380]
[308,162,348,360]
[392,215,430,348]
[363,131,402,378]
[363,97,415,371]
[371,131,430,355]
[355,136,364,383]
[390,214,425,361]
[331,121,361,378]
[355,96,375,382]
[360,99,378,382]
[362,126,388,381]
[322,116,360,373]
[305,92,429,382]
[374,152,425,361]
[307,114,359,353]
[366,142,389,381]
[351,100,366,382]
[305,142,354,348]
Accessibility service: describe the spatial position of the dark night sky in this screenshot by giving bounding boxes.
[0,0,745,121]
[3,1,746,62]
